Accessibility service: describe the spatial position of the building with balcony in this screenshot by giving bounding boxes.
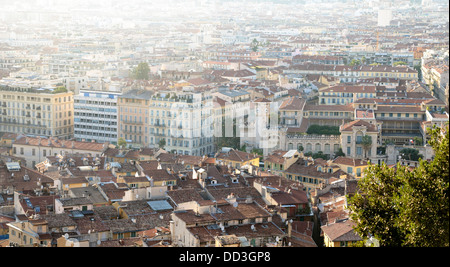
[74,89,121,145]
[149,91,214,156]
[279,96,306,128]
[340,120,379,162]
[284,64,418,84]
[0,85,74,139]
[319,85,377,105]
[117,89,154,148]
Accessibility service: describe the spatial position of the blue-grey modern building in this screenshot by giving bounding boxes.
[74,89,122,145]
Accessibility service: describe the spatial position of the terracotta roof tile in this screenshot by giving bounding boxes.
[340,119,378,132]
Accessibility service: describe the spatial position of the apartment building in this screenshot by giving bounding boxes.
[340,120,379,163]
[209,50,261,61]
[117,89,153,148]
[292,55,344,65]
[12,135,109,169]
[7,219,52,247]
[149,91,214,156]
[319,85,377,105]
[345,51,415,67]
[284,157,351,194]
[284,64,418,83]
[303,104,354,126]
[279,96,306,128]
[0,86,74,139]
[74,89,121,145]
[354,96,447,145]
[421,59,449,103]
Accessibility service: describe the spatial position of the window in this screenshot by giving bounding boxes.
[356,147,362,155]
[347,167,353,174]
[356,135,362,143]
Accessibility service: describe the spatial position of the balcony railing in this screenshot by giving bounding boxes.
[121,120,144,125]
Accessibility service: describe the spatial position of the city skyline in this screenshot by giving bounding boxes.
[0,0,448,249]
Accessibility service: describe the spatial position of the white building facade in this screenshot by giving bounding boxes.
[74,90,121,145]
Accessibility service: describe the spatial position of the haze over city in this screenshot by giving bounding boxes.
[0,0,448,250]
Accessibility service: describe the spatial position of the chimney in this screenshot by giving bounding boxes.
[287,219,293,238]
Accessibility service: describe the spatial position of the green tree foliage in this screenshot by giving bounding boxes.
[312,151,329,160]
[414,65,423,81]
[251,38,260,52]
[304,151,329,160]
[399,148,423,161]
[349,125,449,247]
[361,135,372,158]
[306,125,340,135]
[117,138,127,148]
[349,59,361,66]
[335,148,345,157]
[413,137,423,146]
[215,118,240,150]
[131,62,150,80]
[53,86,68,94]
[158,138,166,149]
[393,61,407,66]
[251,148,264,156]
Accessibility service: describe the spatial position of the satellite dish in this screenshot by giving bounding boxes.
[97,240,101,246]
[233,202,238,208]
[64,233,69,239]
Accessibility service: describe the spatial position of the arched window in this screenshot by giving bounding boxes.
[288,143,293,150]
[324,144,330,153]
[315,143,321,152]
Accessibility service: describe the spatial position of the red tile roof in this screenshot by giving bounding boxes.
[340,119,378,132]
[14,136,106,152]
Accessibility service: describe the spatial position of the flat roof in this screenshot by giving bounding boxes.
[6,162,21,172]
[147,200,173,211]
